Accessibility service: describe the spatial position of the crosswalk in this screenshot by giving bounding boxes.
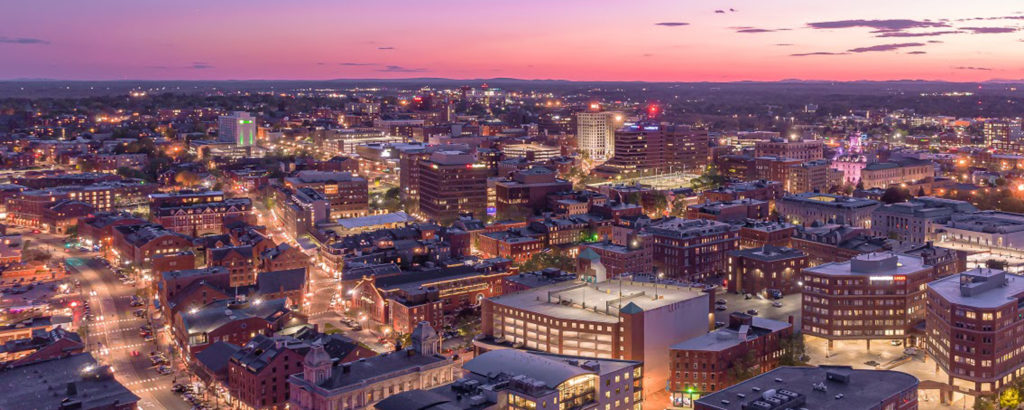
[91,317,144,327]
[91,326,142,336]
[125,377,163,386]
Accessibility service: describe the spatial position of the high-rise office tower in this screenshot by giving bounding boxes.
[576,111,622,160]
[418,151,488,224]
[219,111,257,146]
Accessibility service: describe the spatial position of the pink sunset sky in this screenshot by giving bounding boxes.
[1,0,1022,81]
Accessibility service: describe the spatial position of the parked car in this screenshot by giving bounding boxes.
[771,301,783,308]
[156,365,172,375]
[890,340,902,346]
[715,305,727,311]
[746,309,759,316]
[715,299,727,305]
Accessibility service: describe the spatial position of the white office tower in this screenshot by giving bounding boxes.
[576,111,621,161]
[218,111,256,146]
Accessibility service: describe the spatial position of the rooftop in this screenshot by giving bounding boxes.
[695,366,917,410]
[0,353,139,410]
[728,246,806,262]
[181,297,290,336]
[804,252,927,277]
[671,313,791,352]
[487,279,706,323]
[928,268,1024,308]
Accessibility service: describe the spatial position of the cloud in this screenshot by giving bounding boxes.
[378,65,427,73]
[961,26,1019,34]
[928,40,944,43]
[807,19,948,31]
[339,62,376,66]
[775,43,794,47]
[876,30,962,38]
[655,22,689,27]
[954,66,993,70]
[715,10,725,14]
[642,53,654,57]
[733,27,776,33]
[790,51,850,57]
[377,46,395,50]
[906,51,927,55]
[0,36,50,45]
[147,62,214,70]
[847,42,926,53]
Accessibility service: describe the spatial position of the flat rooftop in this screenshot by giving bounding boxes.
[928,268,1024,308]
[803,252,927,277]
[695,366,918,410]
[487,279,706,323]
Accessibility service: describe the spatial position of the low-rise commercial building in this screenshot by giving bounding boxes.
[726,246,807,296]
[668,313,793,405]
[694,366,918,410]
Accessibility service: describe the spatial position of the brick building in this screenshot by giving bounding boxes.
[668,313,792,404]
[726,246,808,296]
[646,218,739,281]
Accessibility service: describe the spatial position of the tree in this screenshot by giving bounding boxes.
[727,350,760,383]
[778,334,807,366]
[1000,387,1020,409]
[973,396,996,410]
[916,187,926,197]
[986,259,1007,270]
[880,187,911,204]
[647,193,668,216]
[174,170,201,187]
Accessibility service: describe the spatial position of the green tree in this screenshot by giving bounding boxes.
[973,396,996,410]
[880,187,911,204]
[727,350,760,383]
[1000,387,1020,409]
[778,334,807,366]
[986,259,1008,270]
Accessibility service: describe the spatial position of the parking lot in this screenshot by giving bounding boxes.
[711,290,802,330]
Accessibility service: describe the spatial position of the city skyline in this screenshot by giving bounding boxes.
[2,0,1024,82]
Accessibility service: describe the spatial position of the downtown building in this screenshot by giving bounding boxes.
[417,151,489,224]
[595,122,709,177]
[871,196,977,243]
[801,252,933,349]
[149,190,256,237]
[726,245,808,296]
[288,322,456,410]
[668,313,793,405]
[478,279,710,394]
[753,138,823,161]
[926,268,1024,398]
[776,192,880,229]
[859,159,935,189]
[694,366,918,410]
[646,218,739,281]
[284,170,369,219]
[219,111,257,146]
[576,111,622,160]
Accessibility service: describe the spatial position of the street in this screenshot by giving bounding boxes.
[28,230,189,410]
